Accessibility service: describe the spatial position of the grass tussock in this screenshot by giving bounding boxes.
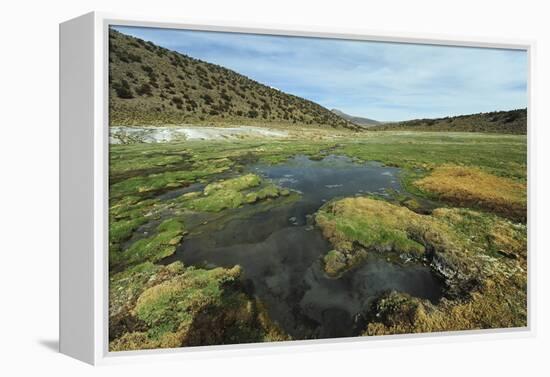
[415,165,526,221]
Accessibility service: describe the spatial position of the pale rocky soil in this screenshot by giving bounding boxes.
[110,125,289,144]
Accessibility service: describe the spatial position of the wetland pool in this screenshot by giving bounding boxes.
[165,155,443,339]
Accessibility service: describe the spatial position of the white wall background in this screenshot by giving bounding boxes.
[1,0,548,375]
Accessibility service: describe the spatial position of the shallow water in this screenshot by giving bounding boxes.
[170,155,442,339]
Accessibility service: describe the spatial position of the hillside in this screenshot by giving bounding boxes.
[108,29,357,130]
[331,109,381,127]
[370,109,527,134]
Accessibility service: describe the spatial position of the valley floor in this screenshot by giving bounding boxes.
[108,129,527,351]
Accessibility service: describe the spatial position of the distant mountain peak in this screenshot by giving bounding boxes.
[330,109,381,127]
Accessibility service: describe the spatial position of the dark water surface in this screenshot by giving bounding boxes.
[170,155,442,339]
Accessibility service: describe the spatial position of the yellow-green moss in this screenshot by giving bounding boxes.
[180,174,292,212]
[315,196,527,334]
[134,265,241,341]
[109,263,290,351]
[245,185,290,204]
[204,173,261,195]
[315,197,442,277]
[365,271,527,335]
[109,261,186,341]
[110,218,186,269]
[322,250,353,278]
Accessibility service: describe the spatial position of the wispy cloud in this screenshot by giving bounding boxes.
[114,26,528,121]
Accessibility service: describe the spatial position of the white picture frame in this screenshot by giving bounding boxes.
[59,11,535,365]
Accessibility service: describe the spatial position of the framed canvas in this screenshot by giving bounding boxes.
[59,11,534,365]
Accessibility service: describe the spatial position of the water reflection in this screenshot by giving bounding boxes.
[171,155,442,339]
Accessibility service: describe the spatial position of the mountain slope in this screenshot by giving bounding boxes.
[330,109,381,127]
[108,29,357,130]
[370,109,527,134]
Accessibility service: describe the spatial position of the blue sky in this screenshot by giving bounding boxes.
[114,26,527,121]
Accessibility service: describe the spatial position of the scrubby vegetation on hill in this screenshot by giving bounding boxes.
[109,29,356,129]
[371,109,527,134]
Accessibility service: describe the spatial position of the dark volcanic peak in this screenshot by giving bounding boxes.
[108,29,358,130]
[370,109,527,135]
[330,109,381,127]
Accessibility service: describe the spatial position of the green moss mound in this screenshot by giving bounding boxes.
[109,262,290,351]
[316,197,441,277]
[180,174,292,212]
[110,218,186,270]
[315,197,527,333]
